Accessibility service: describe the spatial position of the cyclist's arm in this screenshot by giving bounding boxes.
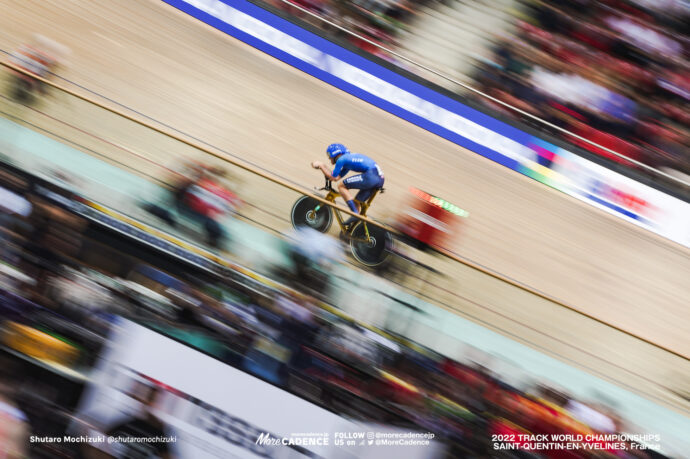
[312,161,344,182]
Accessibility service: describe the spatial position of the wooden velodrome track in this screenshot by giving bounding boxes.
[0,0,688,414]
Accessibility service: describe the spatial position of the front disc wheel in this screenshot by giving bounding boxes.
[291,196,332,233]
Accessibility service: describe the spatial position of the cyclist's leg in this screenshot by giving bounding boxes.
[353,171,384,206]
[342,171,378,227]
[354,187,374,204]
[339,174,364,214]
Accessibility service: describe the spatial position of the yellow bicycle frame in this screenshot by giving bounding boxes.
[313,188,381,242]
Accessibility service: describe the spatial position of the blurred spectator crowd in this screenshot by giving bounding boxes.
[0,163,671,458]
[264,0,436,60]
[472,0,690,181]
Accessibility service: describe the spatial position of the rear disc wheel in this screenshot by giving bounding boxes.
[349,221,392,267]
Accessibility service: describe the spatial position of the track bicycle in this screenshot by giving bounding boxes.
[290,178,392,267]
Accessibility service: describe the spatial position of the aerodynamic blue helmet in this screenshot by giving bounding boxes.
[326,143,349,159]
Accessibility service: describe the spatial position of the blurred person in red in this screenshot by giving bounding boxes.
[8,34,69,103]
[143,162,241,249]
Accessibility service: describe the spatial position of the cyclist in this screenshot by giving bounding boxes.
[311,143,384,228]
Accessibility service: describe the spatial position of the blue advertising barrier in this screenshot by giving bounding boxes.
[163,0,530,167]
